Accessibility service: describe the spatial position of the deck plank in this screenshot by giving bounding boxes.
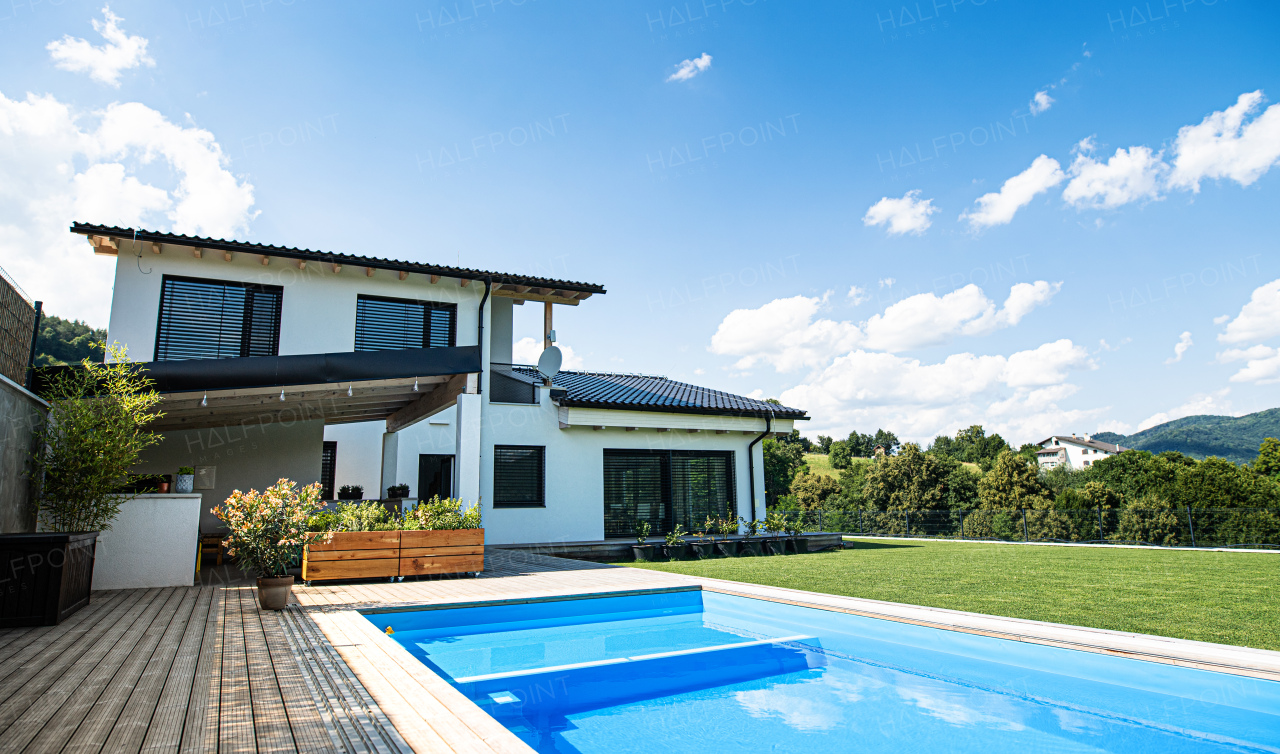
[216,588,256,753]
[141,587,215,754]
[240,588,304,753]
[179,587,226,754]
[258,610,336,754]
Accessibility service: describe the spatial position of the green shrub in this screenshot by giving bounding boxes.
[402,496,482,530]
[333,500,397,531]
[1113,494,1183,546]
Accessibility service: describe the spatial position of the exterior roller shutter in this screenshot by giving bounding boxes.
[603,450,734,538]
[493,445,544,507]
[154,276,282,362]
[354,295,457,351]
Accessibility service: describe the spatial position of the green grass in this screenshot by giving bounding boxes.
[802,453,837,478]
[624,538,1280,650]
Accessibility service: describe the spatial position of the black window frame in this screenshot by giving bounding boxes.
[354,294,457,352]
[154,275,284,362]
[603,449,736,538]
[493,445,545,508]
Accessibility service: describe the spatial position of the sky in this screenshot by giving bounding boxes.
[1,0,1278,447]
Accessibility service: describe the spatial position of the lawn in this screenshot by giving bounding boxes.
[802,453,837,477]
[624,538,1280,650]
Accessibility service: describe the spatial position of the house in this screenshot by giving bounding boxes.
[1035,434,1128,471]
[74,223,806,545]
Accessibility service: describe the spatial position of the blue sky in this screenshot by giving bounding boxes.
[1,0,1278,445]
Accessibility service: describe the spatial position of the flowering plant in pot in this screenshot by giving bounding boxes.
[631,519,655,562]
[212,479,328,609]
[690,518,716,559]
[662,524,689,561]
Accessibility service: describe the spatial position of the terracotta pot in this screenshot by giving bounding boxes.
[158,482,170,493]
[257,575,294,610]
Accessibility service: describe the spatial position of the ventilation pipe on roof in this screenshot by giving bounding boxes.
[476,277,492,395]
[748,411,773,521]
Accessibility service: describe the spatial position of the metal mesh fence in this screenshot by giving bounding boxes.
[770,507,1280,549]
[0,266,36,386]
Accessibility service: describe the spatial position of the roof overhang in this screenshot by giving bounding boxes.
[35,346,480,432]
[74,223,605,306]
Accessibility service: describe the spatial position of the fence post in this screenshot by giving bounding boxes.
[960,511,965,539]
[1096,506,1104,542]
[1186,506,1196,548]
[859,509,864,534]
[1021,509,1028,542]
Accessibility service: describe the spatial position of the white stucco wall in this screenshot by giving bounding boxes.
[1039,438,1119,470]
[133,419,325,532]
[105,247,485,360]
[323,421,384,499]
[93,494,201,589]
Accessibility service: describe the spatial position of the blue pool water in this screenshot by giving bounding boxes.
[374,590,1280,753]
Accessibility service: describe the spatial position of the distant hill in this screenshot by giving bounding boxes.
[1094,408,1280,465]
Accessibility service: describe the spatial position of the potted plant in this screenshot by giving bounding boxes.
[714,516,739,557]
[632,519,655,561]
[764,511,789,555]
[337,484,363,501]
[690,518,715,559]
[175,466,195,494]
[662,524,688,561]
[786,516,808,553]
[386,483,410,499]
[397,496,484,578]
[738,516,764,556]
[213,478,327,609]
[7,344,162,627]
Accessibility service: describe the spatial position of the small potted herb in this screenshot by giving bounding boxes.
[175,466,195,494]
[714,516,739,557]
[337,484,363,501]
[663,524,689,561]
[738,516,764,556]
[632,519,655,561]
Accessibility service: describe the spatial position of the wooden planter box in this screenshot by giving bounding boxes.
[0,532,98,627]
[302,529,484,582]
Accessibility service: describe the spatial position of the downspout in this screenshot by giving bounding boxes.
[475,277,492,395]
[747,411,773,521]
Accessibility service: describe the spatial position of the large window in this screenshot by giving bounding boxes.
[603,450,735,538]
[354,295,456,351]
[154,276,283,361]
[320,441,337,500]
[493,445,544,507]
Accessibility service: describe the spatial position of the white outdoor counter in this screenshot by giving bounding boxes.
[93,493,203,590]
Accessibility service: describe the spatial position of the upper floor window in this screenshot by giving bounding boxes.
[354,295,456,352]
[154,276,283,362]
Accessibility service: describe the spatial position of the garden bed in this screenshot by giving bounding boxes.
[302,529,485,582]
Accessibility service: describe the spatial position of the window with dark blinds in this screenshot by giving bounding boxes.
[320,441,337,500]
[493,445,544,507]
[603,450,735,537]
[354,295,456,351]
[154,276,283,361]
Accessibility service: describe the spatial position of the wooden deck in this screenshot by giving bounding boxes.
[3,547,1277,753]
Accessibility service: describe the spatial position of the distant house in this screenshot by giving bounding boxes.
[1035,434,1128,470]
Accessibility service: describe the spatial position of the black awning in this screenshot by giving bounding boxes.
[34,346,481,395]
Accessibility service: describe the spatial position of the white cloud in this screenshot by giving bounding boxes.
[878,278,895,289]
[960,155,1065,230]
[47,6,154,87]
[1217,344,1280,385]
[0,90,257,323]
[846,285,869,305]
[861,190,938,236]
[512,337,584,370]
[666,53,712,83]
[1218,278,1280,344]
[1001,338,1094,388]
[1213,314,1230,325]
[862,281,1060,353]
[1063,141,1166,209]
[1169,90,1280,191]
[1030,90,1055,115]
[1137,389,1234,431]
[1165,331,1193,364]
[708,294,862,372]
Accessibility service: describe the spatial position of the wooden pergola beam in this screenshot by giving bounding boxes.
[385,372,471,433]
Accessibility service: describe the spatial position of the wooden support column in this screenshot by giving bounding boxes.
[543,302,553,349]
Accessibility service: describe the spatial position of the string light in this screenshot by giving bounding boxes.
[413,379,418,392]
[347,384,353,397]
[279,390,285,402]
[201,393,207,407]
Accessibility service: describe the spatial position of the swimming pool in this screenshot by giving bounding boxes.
[374,589,1280,753]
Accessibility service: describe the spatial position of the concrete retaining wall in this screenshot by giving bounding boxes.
[0,374,45,533]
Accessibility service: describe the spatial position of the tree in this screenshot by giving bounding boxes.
[776,428,812,453]
[816,435,834,454]
[977,451,1052,510]
[790,471,840,510]
[1170,456,1280,510]
[763,437,806,506]
[828,440,852,470]
[834,458,873,511]
[872,429,900,456]
[863,443,954,513]
[1256,438,1280,477]
[29,344,164,532]
[34,314,105,367]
